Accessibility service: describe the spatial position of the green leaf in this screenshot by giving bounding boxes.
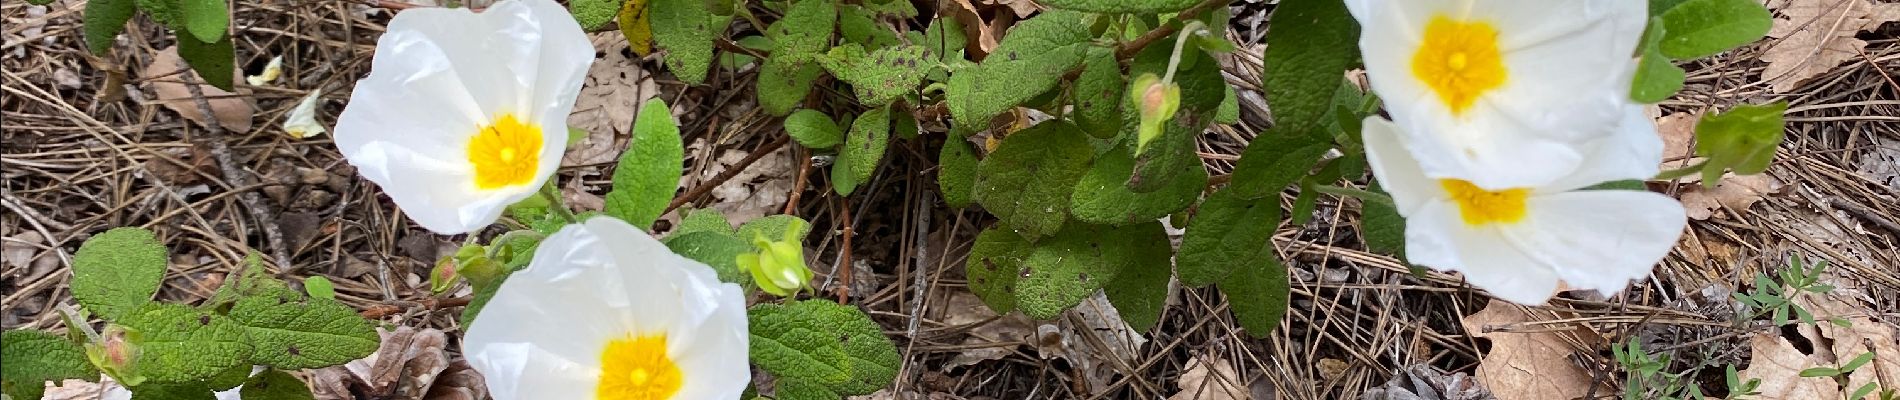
[1631,18,1686,103]
[84,0,137,54]
[838,105,892,193]
[207,254,290,310]
[757,0,836,115]
[1798,367,1839,378]
[737,215,814,243]
[1218,248,1291,337]
[178,0,227,44]
[784,109,844,148]
[177,35,235,92]
[1260,0,1356,136]
[820,44,929,107]
[1695,101,1786,182]
[239,369,315,400]
[831,149,862,196]
[604,98,685,229]
[459,276,507,329]
[1215,86,1240,125]
[972,121,1094,240]
[1225,135,1329,199]
[203,363,249,391]
[1035,0,1195,14]
[1122,43,1222,193]
[135,0,184,28]
[758,57,824,117]
[1073,47,1125,138]
[1176,186,1280,286]
[651,0,732,85]
[860,0,917,18]
[1012,222,1168,319]
[749,300,900,396]
[921,18,967,63]
[568,0,621,30]
[1360,183,1406,257]
[1650,0,1689,16]
[2,330,96,400]
[1071,142,1206,225]
[1100,223,1174,332]
[1657,0,1770,59]
[837,6,900,48]
[1841,351,1876,372]
[227,292,378,369]
[117,304,252,383]
[128,381,215,400]
[663,231,753,287]
[301,276,335,300]
[938,139,979,208]
[72,227,169,320]
[672,207,736,237]
[946,10,1093,129]
[964,226,1032,313]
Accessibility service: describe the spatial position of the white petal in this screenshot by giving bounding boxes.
[470,342,599,400]
[668,283,751,400]
[1360,116,1442,215]
[283,89,326,139]
[1540,105,1665,192]
[246,55,283,86]
[1505,190,1686,298]
[1405,201,1563,305]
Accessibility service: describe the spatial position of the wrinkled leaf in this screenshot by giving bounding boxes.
[972,121,1094,240]
[604,99,684,229]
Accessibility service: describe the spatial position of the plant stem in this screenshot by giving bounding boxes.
[1161,20,1205,83]
[1653,160,1708,181]
[1313,184,1395,208]
[538,183,580,223]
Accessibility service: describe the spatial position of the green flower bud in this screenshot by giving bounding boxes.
[86,325,143,387]
[1132,73,1181,154]
[740,229,812,297]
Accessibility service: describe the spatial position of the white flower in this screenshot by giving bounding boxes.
[1346,0,1648,189]
[1362,107,1687,305]
[463,216,750,400]
[334,0,593,234]
[284,89,326,139]
[246,55,283,86]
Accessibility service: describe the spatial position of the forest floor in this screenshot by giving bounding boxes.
[2,0,1897,399]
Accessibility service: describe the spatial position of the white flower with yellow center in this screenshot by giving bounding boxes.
[1347,0,1648,189]
[1362,108,1687,305]
[464,216,750,400]
[334,0,592,234]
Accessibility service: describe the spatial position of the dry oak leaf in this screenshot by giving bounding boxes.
[1739,332,1843,399]
[564,33,659,167]
[1656,111,1700,167]
[1167,354,1249,400]
[1793,289,1900,398]
[142,46,256,133]
[1458,300,1608,400]
[1760,0,1900,92]
[938,291,1035,372]
[1679,173,1782,220]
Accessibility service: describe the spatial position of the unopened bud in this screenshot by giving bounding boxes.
[1131,73,1181,154]
[740,227,813,297]
[87,326,143,386]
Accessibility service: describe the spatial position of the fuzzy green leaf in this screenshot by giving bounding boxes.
[1099,223,1174,332]
[206,254,289,310]
[1218,250,1291,337]
[672,207,736,237]
[72,227,169,320]
[1073,47,1125,138]
[938,139,979,208]
[568,0,621,29]
[1124,44,1224,193]
[837,6,900,48]
[117,304,252,383]
[84,0,137,54]
[1176,187,1280,287]
[1215,86,1240,125]
[758,57,824,116]
[837,105,892,193]
[239,369,315,400]
[178,0,227,44]
[749,300,900,396]
[1695,101,1786,181]
[921,18,967,63]
[1071,142,1206,225]
[972,121,1094,240]
[651,0,732,85]
[2,330,97,400]
[831,148,862,196]
[1631,17,1686,103]
[604,99,684,230]
[177,35,235,92]
[301,276,335,300]
[946,10,1092,129]
[784,109,844,148]
[203,364,249,391]
[664,231,753,286]
[1657,0,1770,59]
[1226,135,1329,199]
[964,226,1032,313]
[859,0,916,18]
[1360,184,1406,257]
[821,44,929,107]
[1260,0,1356,136]
[757,0,836,116]
[129,381,215,400]
[736,215,813,242]
[1013,222,1168,319]
[227,292,378,370]
[1036,0,1195,14]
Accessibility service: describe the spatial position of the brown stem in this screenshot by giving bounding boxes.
[1114,0,1231,61]
[172,59,296,275]
[834,195,853,304]
[359,296,473,319]
[664,135,791,215]
[784,146,814,215]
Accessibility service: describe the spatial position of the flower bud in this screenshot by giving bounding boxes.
[739,229,812,297]
[1132,73,1181,154]
[86,326,144,386]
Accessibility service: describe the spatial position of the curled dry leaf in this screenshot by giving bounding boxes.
[1760,0,1900,92]
[1167,354,1249,400]
[565,33,660,167]
[311,326,451,400]
[1360,364,1497,400]
[1656,112,1700,168]
[1457,300,1607,400]
[1738,332,1841,399]
[939,291,1035,372]
[1793,287,1900,397]
[1679,174,1783,220]
[141,46,255,133]
[1038,294,1147,395]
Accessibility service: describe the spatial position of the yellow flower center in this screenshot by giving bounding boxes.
[1439,179,1529,226]
[467,114,543,190]
[598,334,682,400]
[1411,16,1507,116]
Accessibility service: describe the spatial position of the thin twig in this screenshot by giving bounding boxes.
[784,146,814,215]
[664,135,791,214]
[172,59,296,275]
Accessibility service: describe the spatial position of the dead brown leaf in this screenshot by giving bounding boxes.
[1760,0,1900,92]
[939,291,1035,372]
[1167,354,1249,400]
[1458,300,1607,400]
[1794,288,1900,398]
[977,0,1040,18]
[940,0,1003,58]
[141,46,255,133]
[1679,174,1783,220]
[1739,332,1843,399]
[564,33,659,167]
[1656,111,1700,166]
